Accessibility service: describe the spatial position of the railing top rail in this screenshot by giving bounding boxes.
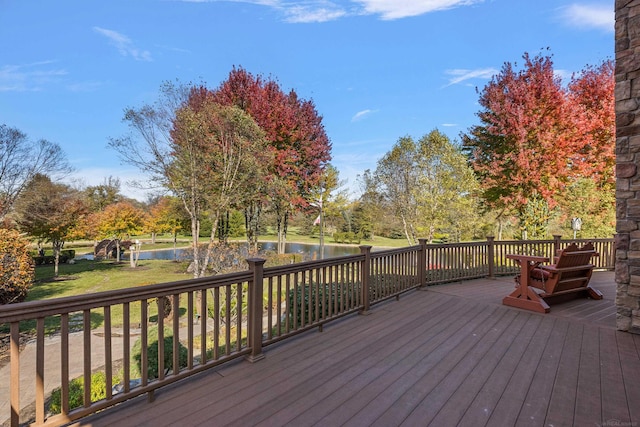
[492,239,555,244]
[263,253,366,278]
[370,245,421,258]
[425,241,488,248]
[0,270,253,323]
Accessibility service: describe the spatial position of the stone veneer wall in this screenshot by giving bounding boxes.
[616,0,640,333]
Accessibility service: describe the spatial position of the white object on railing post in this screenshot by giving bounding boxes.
[246,258,266,363]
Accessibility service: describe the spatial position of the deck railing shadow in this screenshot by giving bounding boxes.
[0,236,615,426]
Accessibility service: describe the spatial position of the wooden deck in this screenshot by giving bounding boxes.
[72,272,640,427]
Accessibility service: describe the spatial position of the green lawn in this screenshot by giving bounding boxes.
[31,259,192,302]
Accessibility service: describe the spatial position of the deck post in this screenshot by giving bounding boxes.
[487,236,495,278]
[359,245,372,315]
[418,239,428,287]
[553,234,562,253]
[246,258,266,363]
[10,322,19,427]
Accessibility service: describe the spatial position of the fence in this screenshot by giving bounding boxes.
[427,235,615,284]
[0,236,614,426]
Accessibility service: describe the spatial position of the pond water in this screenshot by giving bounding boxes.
[78,242,361,261]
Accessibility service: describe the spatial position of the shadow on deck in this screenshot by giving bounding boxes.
[73,272,640,427]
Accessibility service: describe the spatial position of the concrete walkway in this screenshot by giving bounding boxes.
[0,328,136,425]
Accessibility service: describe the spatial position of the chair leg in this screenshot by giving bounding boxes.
[502,285,550,313]
[586,286,603,300]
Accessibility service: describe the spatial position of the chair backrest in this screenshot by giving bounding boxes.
[554,242,596,269]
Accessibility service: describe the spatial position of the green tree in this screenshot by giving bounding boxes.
[518,192,553,240]
[172,89,269,276]
[415,130,479,243]
[13,175,88,276]
[374,130,478,244]
[83,176,123,212]
[357,169,388,239]
[350,200,374,240]
[375,136,420,245]
[555,178,615,238]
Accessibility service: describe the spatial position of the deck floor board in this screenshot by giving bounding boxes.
[71,272,640,427]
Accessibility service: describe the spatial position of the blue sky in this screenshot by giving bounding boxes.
[0,1,613,200]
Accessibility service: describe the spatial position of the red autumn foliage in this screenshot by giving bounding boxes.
[463,53,614,215]
[211,67,332,210]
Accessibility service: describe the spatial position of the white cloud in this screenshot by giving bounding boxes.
[560,4,613,32]
[93,27,153,61]
[181,0,481,22]
[351,109,377,122]
[441,123,458,127]
[443,67,498,87]
[0,61,68,92]
[66,81,104,92]
[352,0,482,20]
[284,5,347,23]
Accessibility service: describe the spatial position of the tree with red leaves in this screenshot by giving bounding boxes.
[212,67,331,254]
[566,60,615,189]
[463,52,614,238]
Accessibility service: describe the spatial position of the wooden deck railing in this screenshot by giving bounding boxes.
[0,236,614,426]
[427,235,615,284]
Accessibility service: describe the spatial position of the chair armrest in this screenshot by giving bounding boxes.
[539,264,595,273]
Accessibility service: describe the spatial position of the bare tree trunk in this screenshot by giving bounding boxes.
[199,213,220,278]
[276,211,288,255]
[245,203,261,252]
[400,214,414,246]
[190,216,200,279]
[53,241,62,277]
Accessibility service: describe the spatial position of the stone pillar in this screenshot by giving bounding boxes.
[615,0,640,333]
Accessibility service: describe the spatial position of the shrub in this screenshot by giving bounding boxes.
[287,282,357,328]
[333,232,361,244]
[0,228,35,304]
[32,249,76,265]
[131,325,189,380]
[49,371,119,414]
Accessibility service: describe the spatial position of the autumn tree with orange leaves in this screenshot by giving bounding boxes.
[463,52,614,238]
[96,201,146,262]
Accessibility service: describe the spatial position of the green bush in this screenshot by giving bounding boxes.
[49,371,118,414]
[332,232,362,244]
[131,325,189,380]
[32,249,76,265]
[287,282,357,328]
